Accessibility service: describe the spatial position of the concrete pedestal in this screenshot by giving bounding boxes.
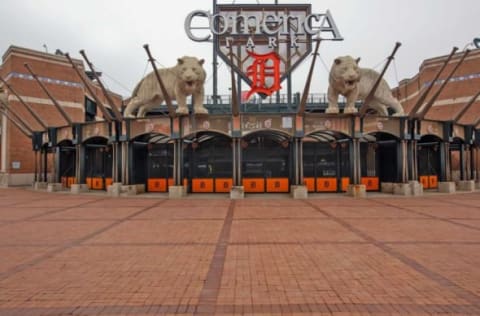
[393,183,410,196]
[47,183,63,192]
[70,184,88,194]
[380,182,394,193]
[121,184,146,196]
[476,181,480,190]
[169,185,187,199]
[290,185,308,199]
[230,186,244,199]
[409,181,423,196]
[107,183,122,197]
[346,184,367,198]
[456,180,475,192]
[33,182,48,190]
[438,181,456,193]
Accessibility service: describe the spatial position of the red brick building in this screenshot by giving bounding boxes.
[393,48,480,123]
[0,46,122,186]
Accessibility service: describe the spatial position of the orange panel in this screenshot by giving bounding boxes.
[215,178,233,193]
[192,178,214,193]
[316,177,337,192]
[67,177,76,188]
[341,177,350,192]
[86,177,93,189]
[105,178,113,188]
[266,178,289,193]
[92,177,104,190]
[428,175,438,189]
[303,177,315,192]
[148,178,167,192]
[243,178,265,193]
[361,177,379,191]
[61,176,67,188]
[167,178,188,187]
[419,175,429,189]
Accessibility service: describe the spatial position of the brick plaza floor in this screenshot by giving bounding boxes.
[1,188,480,315]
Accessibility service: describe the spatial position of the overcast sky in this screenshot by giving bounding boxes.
[1,0,478,99]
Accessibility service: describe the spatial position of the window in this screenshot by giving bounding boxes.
[84,97,97,122]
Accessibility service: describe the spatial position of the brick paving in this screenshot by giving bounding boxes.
[0,189,480,315]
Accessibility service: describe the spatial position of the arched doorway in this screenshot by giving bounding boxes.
[241,130,291,193]
[184,132,233,193]
[417,135,442,189]
[130,133,173,193]
[450,137,465,182]
[303,131,351,192]
[360,132,400,191]
[57,139,76,188]
[84,137,112,190]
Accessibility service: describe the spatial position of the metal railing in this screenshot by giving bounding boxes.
[145,93,353,115]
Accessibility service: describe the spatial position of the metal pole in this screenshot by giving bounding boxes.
[24,63,73,126]
[143,44,176,118]
[408,47,458,118]
[297,40,321,114]
[229,46,240,116]
[359,42,402,116]
[79,50,123,121]
[0,108,32,137]
[65,53,113,122]
[34,150,38,182]
[455,88,480,123]
[0,75,48,129]
[416,49,470,119]
[212,0,218,107]
[0,100,34,134]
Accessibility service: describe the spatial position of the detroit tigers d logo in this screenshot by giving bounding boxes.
[245,51,282,100]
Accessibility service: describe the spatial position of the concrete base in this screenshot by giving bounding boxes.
[70,184,88,194]
[230,186,244,199]
[121,184,146,196]
[33,181,48,190]
[456,180,475,192]
[346,184,367,198]
[169,185,187,199]
[438,181,456,194]
[393,183,411,196]
[47,183,63,192]
[409,181,423,196]
[107,182,123,197]
[290,185,308,199]
[380,182,394,193]
[1,173,37,186]
[476,181,480,190]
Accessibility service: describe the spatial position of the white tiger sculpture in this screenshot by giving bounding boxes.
[326,56,405,116]
[124,56,207,117]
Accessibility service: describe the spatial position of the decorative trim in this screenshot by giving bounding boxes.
[423,73,480,88]
[7,95,83,109]
[5,71,83,89]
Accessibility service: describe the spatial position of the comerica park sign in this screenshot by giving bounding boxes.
[185,4,343,98]
[184,6,343,44]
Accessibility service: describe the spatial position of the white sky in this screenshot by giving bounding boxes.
[1,0,478,99]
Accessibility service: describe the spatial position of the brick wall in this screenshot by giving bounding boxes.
[393,49,480,124]
[0,46,123,178]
